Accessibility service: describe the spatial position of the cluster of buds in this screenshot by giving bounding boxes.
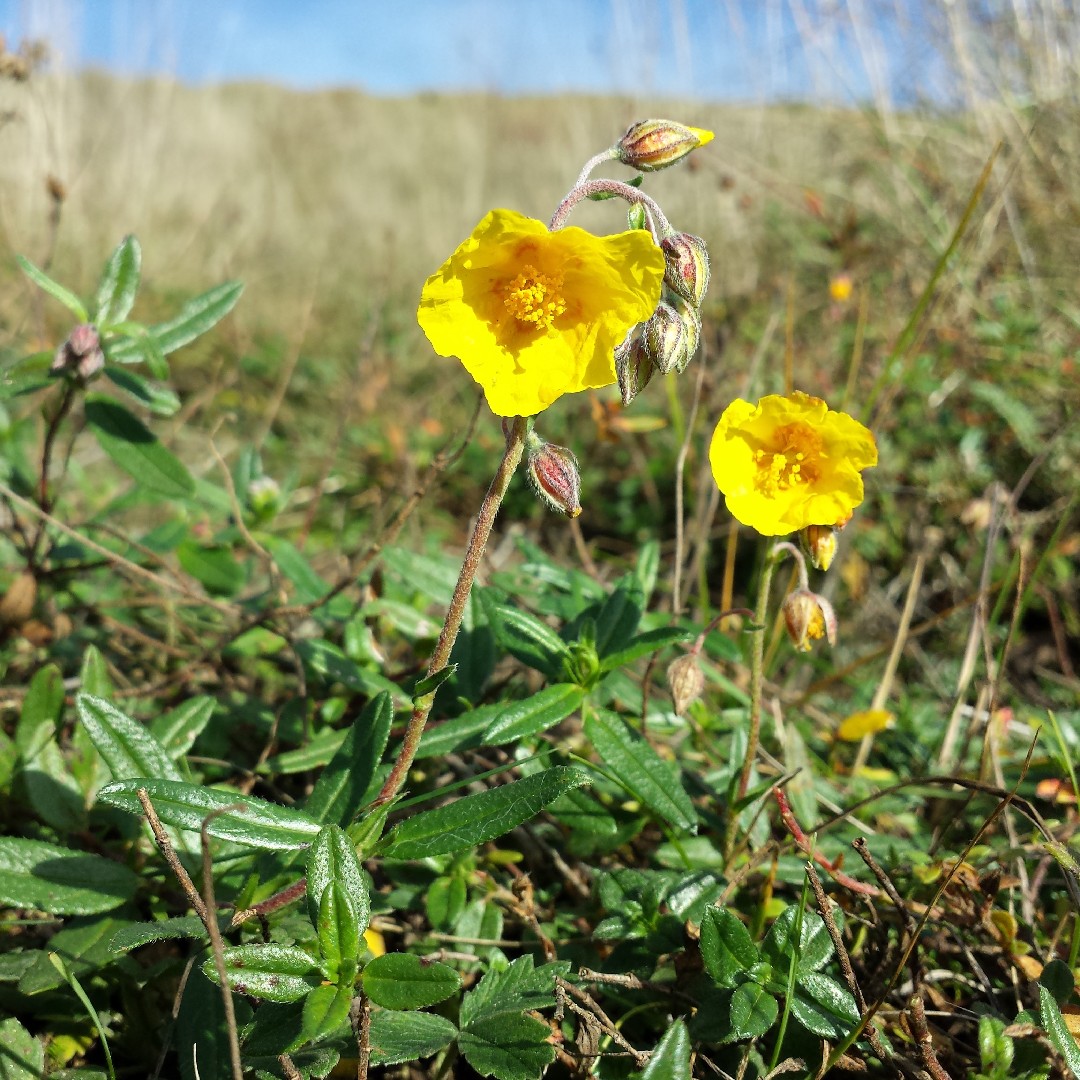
[51,323,105,383]
[612,122,713,407]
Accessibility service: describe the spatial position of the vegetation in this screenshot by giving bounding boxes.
[0,11,1078,1079]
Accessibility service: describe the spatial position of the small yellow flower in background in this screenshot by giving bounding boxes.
[829,272,854,303]
[363,926,386,957]
[418,208,665,417]
[836,709,894,742]
[709,391,877,536]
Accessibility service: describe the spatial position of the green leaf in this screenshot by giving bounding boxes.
[79,645,114,699]
[477,589,570,677]
[18,914,128,994]
[459,956,567,1026]
[1039,985,1080,1079]
[150,696,215,758]
[84,396,195,498]
[791,972,860,1039]
[362,953,461,1010]
[205,944,321,1003]
[978,1016,1014,1076]
[306,824,370,937]
[416,701,506,760]
[385,766,589,860]
[97,777,321,850]
[0,1016,45,1080]
[700,907,759,988]
[599,626,695,674]
[368,1009,458,1067]
[76,693,183,783]
[261,535,331,605]
[94,234,141,327]
[595,573,645,656]
[459,1012,555,1080]
[728,982,778,1040]
[631,1019,691,1079]
[761,906,835,976]
[176,539,247,596]
[15,663,64,760]
[16,254,89,321]
[315,881,360,986]
[0,837,138,914]
[583,709,697,833]
[481,683,585,745]
[176,962,233,1080]
[111,915,208,951]
[0,350,53,399]
[301,983,353,1044]
[104,366,180,416]
[304,691,393,827]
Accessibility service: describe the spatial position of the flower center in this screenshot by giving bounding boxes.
[753,422,823,496]
[502,264,566,331]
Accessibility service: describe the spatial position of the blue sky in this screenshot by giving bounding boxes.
[0,0,948,104]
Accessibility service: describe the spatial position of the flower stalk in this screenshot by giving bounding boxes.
[375,416,530,806]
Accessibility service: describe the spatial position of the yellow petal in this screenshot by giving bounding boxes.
[836,709,894,741]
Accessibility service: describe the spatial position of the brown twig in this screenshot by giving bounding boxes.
[136,788,209,923]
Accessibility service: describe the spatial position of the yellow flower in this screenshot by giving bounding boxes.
[836,709,894,741]
[418,209,665,417]
[709,391,877,536]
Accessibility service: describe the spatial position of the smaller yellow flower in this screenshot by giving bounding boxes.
[836,709,894,741]
[709,391,877,536]
[829,272,854,303]
[418,209,665,417]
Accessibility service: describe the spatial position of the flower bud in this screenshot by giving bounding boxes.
[669,293,701,374]
[526,438,581,518]
[782,588,837,652]
[800,524,839,572]
[643,300,686,375]
[51,323,105,382]
[614,330,654,406]
[667,653,705,715]
[661,232,710,306]
[616,119,714,172]
[246,475,282,520]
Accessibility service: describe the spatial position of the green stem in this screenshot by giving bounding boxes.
[738,549,777,802]
[375,416,529,806]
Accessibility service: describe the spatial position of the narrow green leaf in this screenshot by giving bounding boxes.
[103,367,180,416]
[15,663,64,759]
[301,983,353,1044]
[94,234,141,327]
[415,701,506,760]
[204,944,321,1003]
[362,953,460,1010]
[700,907,759,988]
[631,1019,691,1079]
[261,535,330,605]
[368,1009,458,1067]
[16,254,88,321]
[79,645,114,699]
[459,1012,555,1080]
[176,540,247,596]
[728,982,778,1040]
[76,693,182,783]
[84,396,195,499]
[584,709,697,833]
[793,972,860,1038]
[150,696,215,758]
[18,915,128,994]
[385,766,589,860]
[1039,985,1080,1079]
[0,837,138,915]
[304,691,393,827]
[316,881,360,986]
[0,350,53,399]
[306,824,370,937]
[599,626,695,674]
[477,589,570,677]
[595,573,645,656]
[111,916,208,952]
[0,1016,45,1080]
[481,683,585,745]
[97,777,321,850]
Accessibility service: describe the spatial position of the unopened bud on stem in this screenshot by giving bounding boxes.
[526,436,582,518]
[617,119,714,172]
[51,323,104,382]
[782,589,837,652]
[661,232,710,307]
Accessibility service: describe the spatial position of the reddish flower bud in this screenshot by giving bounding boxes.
[669,293,701,374]
[526,438,582,518]
[661,232,710,307]
[51,323,104,382]
[643,300,686,375]
[617,119,714,172]
[782,588,837,652]
[614,329,655,406]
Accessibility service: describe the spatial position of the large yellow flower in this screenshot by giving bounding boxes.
[417,209,665,417]
[709,391,877,536]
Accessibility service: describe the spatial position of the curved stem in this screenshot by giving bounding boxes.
[737,549,778,801]
[573,148,620,188]
[375,416,529,806]
[549,178,672,238]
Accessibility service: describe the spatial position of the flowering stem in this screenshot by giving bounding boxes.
[737,548,778,802]
[574,148,620,188]
[548,179,672,239]
[374,416,529,806]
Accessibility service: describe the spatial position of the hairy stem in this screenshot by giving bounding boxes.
[549,178,672,237]
[738,549,777,801]
[375,416,529,806]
